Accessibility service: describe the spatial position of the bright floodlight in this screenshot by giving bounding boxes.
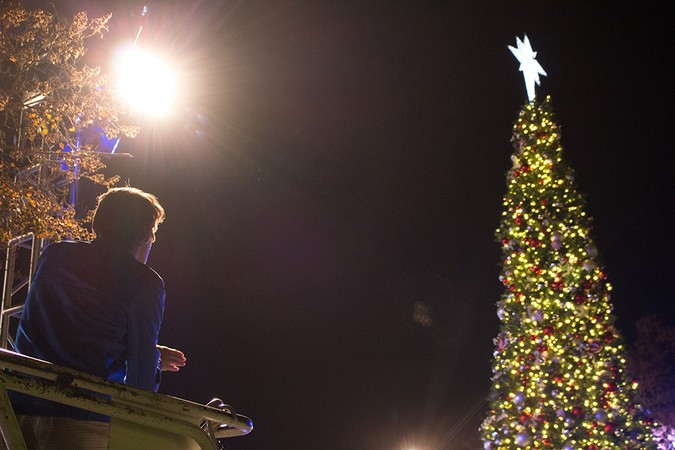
[114,45,177,117]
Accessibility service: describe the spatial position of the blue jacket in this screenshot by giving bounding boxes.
[10,238,165,421]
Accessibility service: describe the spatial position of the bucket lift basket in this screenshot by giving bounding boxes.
[0,349,253,450]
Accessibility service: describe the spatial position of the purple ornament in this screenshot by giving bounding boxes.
[551,231,563,250]
[515,431,531,447]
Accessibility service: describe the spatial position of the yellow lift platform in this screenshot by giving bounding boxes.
[0,348,253,449]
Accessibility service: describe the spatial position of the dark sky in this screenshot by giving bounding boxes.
[34,1,675,448]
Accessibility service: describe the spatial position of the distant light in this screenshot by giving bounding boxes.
[401,437,427,450]
[23,91,46,108]
[113,45,177,117]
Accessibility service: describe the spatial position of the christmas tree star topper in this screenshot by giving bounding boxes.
[509,34,547,102]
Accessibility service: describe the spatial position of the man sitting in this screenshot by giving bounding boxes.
[3,187,186,450]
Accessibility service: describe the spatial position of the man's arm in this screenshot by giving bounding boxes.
[126,282,165,391]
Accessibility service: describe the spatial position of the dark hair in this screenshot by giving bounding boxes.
[92,187,165,250]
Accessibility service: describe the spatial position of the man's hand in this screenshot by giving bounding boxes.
[157,345,187,372]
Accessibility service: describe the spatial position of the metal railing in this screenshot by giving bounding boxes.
[0,349,253,450]
[0,234,44,350]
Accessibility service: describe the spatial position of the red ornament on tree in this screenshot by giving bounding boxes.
[602,330,614,343]
[572,406,585,418]
[550,280,564,291]
[574,291,586,305]
[587,340,602,354]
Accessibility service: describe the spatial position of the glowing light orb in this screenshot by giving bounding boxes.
[113,45,177,117]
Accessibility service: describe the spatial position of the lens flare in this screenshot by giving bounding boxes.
[113,45,177,117]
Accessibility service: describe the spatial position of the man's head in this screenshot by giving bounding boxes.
[92,187,165,259]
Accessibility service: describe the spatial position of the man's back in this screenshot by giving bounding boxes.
[12,238,165,420]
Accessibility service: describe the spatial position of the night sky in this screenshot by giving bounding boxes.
[27,1,675,448]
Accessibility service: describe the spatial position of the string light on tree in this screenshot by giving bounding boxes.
[480,36,656,449]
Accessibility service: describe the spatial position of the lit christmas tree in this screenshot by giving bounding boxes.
[480,36,656,449]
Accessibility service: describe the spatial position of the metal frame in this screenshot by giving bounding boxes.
[1,234,43,350]
[0,349,253,449]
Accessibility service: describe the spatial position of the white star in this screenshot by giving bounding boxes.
[509,34,547,102]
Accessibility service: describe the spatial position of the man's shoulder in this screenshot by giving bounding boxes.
[136,264,165,293]
[42,240,164,291]
[45,239,89,249]
[40,240,90,258]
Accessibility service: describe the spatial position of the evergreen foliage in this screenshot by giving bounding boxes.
[480,97,656,449]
